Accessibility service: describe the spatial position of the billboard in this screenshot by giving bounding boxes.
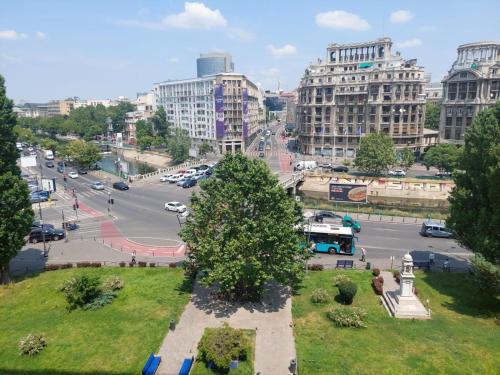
[329,183,368,203]
[42,178,56,193]
[242,88,249,139]
[21,155,37,168]
[214,84,225,138]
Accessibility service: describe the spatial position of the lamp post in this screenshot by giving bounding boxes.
[38,160,47,257]
[107,191,111,216]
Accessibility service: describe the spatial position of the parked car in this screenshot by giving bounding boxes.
[62,222,78,231]
[160,174,173,182]
[32,220,55,230]
[77,167,88,175]
[167,174,184,183]
[164,201,187,213]
[192,172,205,181]
[68,171,79,179]
[197,164,210,171]
[90,181,105,190]
[389,169,406,177]
[57,166,64,173]
[29,227,65,243]
[45,160,54,168]
[183,169,197,178]
[181,178,197,188]
[319,163,332,169]
[259,151,265,158]
[176,177,189,186]
[314,210,343,222]
[435,171,452,178]
[419,220,453,238]
[57,160,64,167]
[30,191,50,203]
[112,181,129,190]
[332,166,349,173]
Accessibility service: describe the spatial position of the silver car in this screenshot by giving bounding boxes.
[90,181,105,190]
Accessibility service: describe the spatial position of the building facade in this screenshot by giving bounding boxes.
[153,73,263,155]
[196,52,234,78]
[296,37,427,158]
[425,82,443,104]
[125,92,155,143]
[47,99,75,117]
[440,41,500,144]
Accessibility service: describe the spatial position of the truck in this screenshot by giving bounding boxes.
[44,150,54,160]
[295,160,317,171]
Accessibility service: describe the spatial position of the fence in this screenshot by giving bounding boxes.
[129,159,207,182]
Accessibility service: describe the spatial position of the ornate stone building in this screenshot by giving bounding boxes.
[440,41,500,144]
[296,37,427,158]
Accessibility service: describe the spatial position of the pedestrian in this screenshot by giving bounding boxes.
[360,247,366,262]
[131,255,136,265]
[429,252,435,265]
[443,258,450,272]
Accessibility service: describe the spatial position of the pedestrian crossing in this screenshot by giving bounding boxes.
[55,188,111,200]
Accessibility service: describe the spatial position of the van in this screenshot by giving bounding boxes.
[295,161,317,171]
[44,150,54,160]
[419,220,453,238]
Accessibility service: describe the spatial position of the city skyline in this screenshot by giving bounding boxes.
[1,0,499,102]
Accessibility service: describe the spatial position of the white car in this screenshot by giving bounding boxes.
[164,201,187,213]
[68,171,79,179]
[389,169,406,177]
[90,181,105,190]
[160,174,173,182]
[167,174,184,183]
[183,169,197,178]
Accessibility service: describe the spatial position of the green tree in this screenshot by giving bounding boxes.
[398,147,415,171]
[136,134,154,151]
[0,75,34,283]
[423,144,461,172]
[198,141,213,157]
[180,153,310,300]
[448,103,500,264]
[168,129,190,164]
[150,107,170,138]
[40,138,59,154]
[66,140,102,168]
[13,125,36,145]
[108,102,135,133]
[425,102,441,130]
[354,132,396,175]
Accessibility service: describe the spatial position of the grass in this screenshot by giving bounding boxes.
[190,329,255,375]
[293,270,500,375]
[0,267,191,375]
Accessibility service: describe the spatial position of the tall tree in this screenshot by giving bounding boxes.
[425,102,441,130]
[448,103,500,264]
[66,140,102,168]
[423,144,461,172]
[151,106,170,138]
[40,138,59,154]
[198,141,213,157]
[0,75,34,283]
[109,102,135,133]
[354,132,396,175]
[398,147,415,171]
[168,128,191,164]
[180,153,309,300]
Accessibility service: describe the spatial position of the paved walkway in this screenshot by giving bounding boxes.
[157,282,296,375]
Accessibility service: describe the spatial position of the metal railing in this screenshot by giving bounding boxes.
[129,159,207,182]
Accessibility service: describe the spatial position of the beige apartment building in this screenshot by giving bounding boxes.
[297,37,427,158]
[47,99,75,117]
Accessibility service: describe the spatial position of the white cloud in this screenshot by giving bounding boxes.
[163,2,227,29]
[167,57,180,63]
[0,30,28,40]
[395,38,423,48]
[390,10,413,24]
[267,44,297,58]
[227,27,254,41]
[315,10,370,31]
[36,31,46,40]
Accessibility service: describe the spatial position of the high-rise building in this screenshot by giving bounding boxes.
[196,52,234,78]
[154,73,263,156]
[47,99,75,117]
[296,37,427,158]
[440,41,500,144]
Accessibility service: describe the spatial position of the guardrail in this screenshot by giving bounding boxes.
[129,159,208,182]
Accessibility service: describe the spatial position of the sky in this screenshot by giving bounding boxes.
[1,0,499,103]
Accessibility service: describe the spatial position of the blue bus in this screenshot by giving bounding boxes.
[303,223,356,255]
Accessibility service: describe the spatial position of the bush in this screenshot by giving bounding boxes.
[393,270,401,284]
[45,264,61,271]
[76,262,92,268]
[129,262,135,267]
[59,275,101,310]
[169,263,177,268]
[119,262,126,267]
[469,254,500,297]
[83,290,116,310]
[308,263,324,271]
[197,324,248,370]
[149,262,156,267]
[311,288,330,303]
[19,334,46,356]
[60,263,73,269]
[372,277,383,295]
[372,268,380,276]
[332,274,351,287]
[91,262,102,267]
[138,261,147,267]
[327,306,366,328]
[103,276,124,291]
[337,280,358,305]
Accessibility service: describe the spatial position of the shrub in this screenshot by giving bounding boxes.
[60,263,73,269]
[149,262,156,267]
[119,262,126,267]
[197,324,248,370]
[91,262,102,268]
[169,263,177,268]
[393,270,401,284]
[372,277,383,295]
[83,290,116,310]
[138,261,147,267]
[311,288,330,303]
[327,306,367,328]
[76,262,92,268]
[413,287,419,296]
[59,275,101,310]
[308,263,324,271]
[103,276,124,291]
[19,334,46,356]
[469,254,500,297]
[332,274,351,287]
[45,264,61,271]
[337,280,358,305]
[129,262,135,267]
[377,276,384,284]
[372,268,380,276]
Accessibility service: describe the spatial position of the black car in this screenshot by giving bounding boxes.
[332,166,349,173]
[57,166,64,173]
[32,221,55,230]
[113,181,129,190]
[77,167,88,174]
[62,222,78,231]
[45,160,54,168]
[57,160,64,167]
[181,178,197,188]
[314,210,343,222]
[29,227,65,243]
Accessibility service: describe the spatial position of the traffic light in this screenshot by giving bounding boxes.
[73,204,76,210]
[108,198,114,205]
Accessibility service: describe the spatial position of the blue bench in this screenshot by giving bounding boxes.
[413,261,431,270]
[142,353,161,375]
[336,260,354,269]
[179,356,194,375]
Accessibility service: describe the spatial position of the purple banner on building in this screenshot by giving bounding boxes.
[214,84,225,138]
[242,88,249,139]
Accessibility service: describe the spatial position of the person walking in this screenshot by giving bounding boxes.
[443,258,450,272]
[429,252,435,265]
[360,247,366,262]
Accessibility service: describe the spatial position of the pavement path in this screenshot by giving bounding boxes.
[157,282,296,375]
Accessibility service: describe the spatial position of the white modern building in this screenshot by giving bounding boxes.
[125,92,155,143]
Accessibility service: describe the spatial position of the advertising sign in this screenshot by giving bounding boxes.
[214,84,225,138]
[21,155,37,168]
[42,178,56,193]
[329,183,368,203]
[116,132,123,148]
[242,88,249,139]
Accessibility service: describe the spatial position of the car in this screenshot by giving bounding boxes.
[176,176,189,186]
[29,227,65,243]
[181,178,197,188]
[164,201,187,213]
[62,222,78,231]
[420,220,453,238]
[319,163,332,169]
[45,160,54,168]
[435,171,452,178]
[192,172,206,181]
[332,166,349,173]
[77,167,88,175]
[160,174,173,182]
[342,215,362,233]
[183,169,197,178]
[57,166,64,173]
[314,210,343,222]
[389,169,406,177]
[90,181,105,190]
[32,220,55,230]
[167,174,184,183]
[57,160,64,167]
[68,171,79,179]
[258,151,265,158]
[197,164,210,171]
[30,191,50,203]
[113,181,129,190]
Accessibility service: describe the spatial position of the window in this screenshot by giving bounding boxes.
[374,74,379,80]
[387,74,392,79]
[460,72,467,78]
[446,117,452,126]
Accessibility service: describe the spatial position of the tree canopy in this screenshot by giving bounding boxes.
[423,144,461,172]
[448,103,500,264]
[168,129,190,164]
[354,132,396,175]
[66,140,102,168]
[397,147,415,171]
[425,102,441,130]
[180,153,309,300]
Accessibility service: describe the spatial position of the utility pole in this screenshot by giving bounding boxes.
[107,191,112,216]
[62,210,68,242]
[73,191,79,221]
[38,160,47,257]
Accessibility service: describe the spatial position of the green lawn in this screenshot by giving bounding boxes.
[190,329,255,375]
[0,267,191,375]
[293,270,500,375]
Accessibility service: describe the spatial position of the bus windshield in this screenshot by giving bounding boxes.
[302,223,356,255]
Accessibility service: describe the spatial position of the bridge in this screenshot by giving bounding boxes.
[278,171,305,195]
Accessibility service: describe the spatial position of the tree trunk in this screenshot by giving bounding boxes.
[0,263,11,284]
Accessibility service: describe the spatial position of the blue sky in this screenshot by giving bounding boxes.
[1,0,499,103]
